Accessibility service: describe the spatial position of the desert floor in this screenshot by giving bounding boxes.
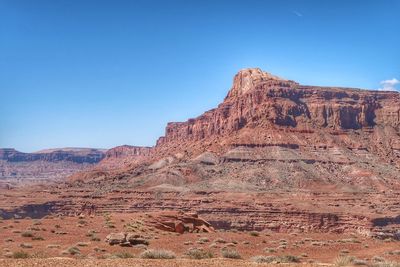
[0,213,399,267]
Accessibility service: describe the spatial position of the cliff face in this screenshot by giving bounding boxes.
[158,68,399,146]
[154,68,400,169]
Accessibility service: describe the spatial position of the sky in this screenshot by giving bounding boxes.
[1,0,399,152]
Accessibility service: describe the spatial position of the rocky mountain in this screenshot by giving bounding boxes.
[73,68,400,192]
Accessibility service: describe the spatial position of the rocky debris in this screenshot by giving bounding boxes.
[105,232,149,246]
[146,212,215,234]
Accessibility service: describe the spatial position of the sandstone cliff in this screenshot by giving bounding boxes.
[72,68,400,192]
[156,68,399,162]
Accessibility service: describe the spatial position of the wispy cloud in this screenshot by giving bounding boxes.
[292,10,303,17]
[378,78,399,91]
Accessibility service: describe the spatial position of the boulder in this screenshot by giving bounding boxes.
[146,211,215,234]
[126,233,149,246]
[105,232,126,245]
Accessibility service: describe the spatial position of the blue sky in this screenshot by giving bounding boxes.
[1,0,399,152]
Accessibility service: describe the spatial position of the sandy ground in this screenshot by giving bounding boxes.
[0,258,323,267]
[0,213,399,265]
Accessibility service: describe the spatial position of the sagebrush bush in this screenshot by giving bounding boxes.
[21,231,33,237]
[251,255,275,263]
[335,256,355,267]
[140,249,176,259]
[67,246,81,255]
[249,231,260,237]
[186,248,213,259]
[12,251,29,259]
[221,249,241,259]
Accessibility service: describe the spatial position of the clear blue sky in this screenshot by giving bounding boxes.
[1,0,399,152]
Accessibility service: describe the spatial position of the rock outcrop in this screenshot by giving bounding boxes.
[146,211,215,234]
[105,232,149,246]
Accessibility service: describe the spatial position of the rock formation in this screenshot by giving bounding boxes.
[145,211,215,234]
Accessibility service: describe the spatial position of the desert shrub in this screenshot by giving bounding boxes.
[214,238,226,244]
[12,251,29,259]
[251,255,276,263]
[252,255,300,263]
[198,237,209,242]
[264,247,276,253]
[21,231,33,237]
[32,236,44,241]
[280,255,300,263]
[335,256,355,266]
[20,243,33,248]
[76,242,90,247]
[370,262,400,267]
[249,231,260,237]
[373,256,386,263]
[67,246,81,255]
[140,249,175,259]
[352,259,368,265]
[221,249,241,259]
[186,248,213,259]
[47,244,60,249]
[91,236,101,242]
